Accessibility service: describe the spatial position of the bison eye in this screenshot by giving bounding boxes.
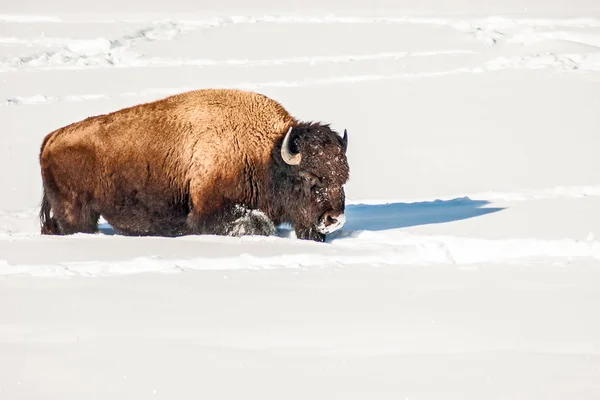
[299,171,322,188]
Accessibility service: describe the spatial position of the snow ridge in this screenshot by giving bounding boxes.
[1,232,599,277]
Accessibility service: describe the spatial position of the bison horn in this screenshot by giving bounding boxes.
[281,126,301,166]
[342,129,348,153]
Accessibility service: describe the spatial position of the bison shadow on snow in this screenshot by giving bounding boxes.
[327,197,504,241]
[98,197,504,240]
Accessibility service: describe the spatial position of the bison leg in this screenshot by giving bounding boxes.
[40,144,100,235]
[40,195,99,235]
[48,195,99,235]
[224,205,276,236]
[40,180,99,235]
[40,190,61,235]
[295,226,326,242]
[187,179,275,237]
[187,204,275,237]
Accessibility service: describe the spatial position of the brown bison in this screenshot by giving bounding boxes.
[38,88,349,242]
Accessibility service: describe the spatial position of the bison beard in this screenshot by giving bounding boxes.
[38,89,349,242]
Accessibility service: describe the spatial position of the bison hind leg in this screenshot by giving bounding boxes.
[39,187,99,235]
[40,190,61,235]
[56,203,100,235]
[224,205,276,237]
[47,194,99,235]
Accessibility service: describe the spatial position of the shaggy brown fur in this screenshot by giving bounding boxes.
[39,88,349,241]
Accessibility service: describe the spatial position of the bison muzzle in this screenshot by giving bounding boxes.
[38,89,350,242]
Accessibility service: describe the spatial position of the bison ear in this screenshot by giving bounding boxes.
[342,129,348,153]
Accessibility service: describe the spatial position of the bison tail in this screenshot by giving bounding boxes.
[39,189,60,235]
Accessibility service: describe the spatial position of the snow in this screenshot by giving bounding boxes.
[1,0,600,398]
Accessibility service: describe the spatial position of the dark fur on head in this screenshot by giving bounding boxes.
[267,122,349,241]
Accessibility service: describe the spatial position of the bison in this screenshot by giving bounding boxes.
[38,88,349,242]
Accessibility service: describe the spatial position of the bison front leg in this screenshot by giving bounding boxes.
[186,181,275,237]
[295,226,326,242]
[187,204,275,237]
[226,206,276,236]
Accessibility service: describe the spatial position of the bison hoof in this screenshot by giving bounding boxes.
[295,228,326,242]
[226,206,276,237]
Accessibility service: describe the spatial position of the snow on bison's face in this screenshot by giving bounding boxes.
[279,123,349,242]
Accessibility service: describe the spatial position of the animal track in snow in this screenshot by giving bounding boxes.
[2,14,600,68]
[485,52,600,71]
[0,49,476,71]
[0,21,196,71]
[2,50,599,108]
[1,14,599,106]
[452,17,600,45]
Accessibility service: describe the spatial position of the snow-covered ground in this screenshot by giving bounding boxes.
[1,1,600,398]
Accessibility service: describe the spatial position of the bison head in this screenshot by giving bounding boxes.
[278,122,349,242]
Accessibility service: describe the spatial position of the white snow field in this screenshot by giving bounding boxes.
[2,0,600,398]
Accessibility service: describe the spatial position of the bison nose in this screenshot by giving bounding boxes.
[318,211,346,234]
[323,211,341,226]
